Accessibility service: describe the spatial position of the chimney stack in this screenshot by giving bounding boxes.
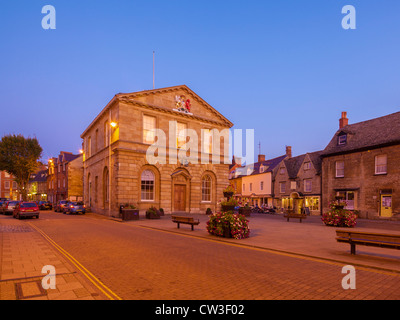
[286,146,292,158]
[232,156,241,166]
[339,111,349,129]
[258,154,265,162]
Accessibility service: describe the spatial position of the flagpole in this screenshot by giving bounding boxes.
[153,51,155,89]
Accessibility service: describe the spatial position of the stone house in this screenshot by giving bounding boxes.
[0,171,18,200]
[47,152,83,204]
[273,148,323,215]
[80,85,233,217]
[230,152,288,207]
[28,169,48,201]
[321,111,400,219]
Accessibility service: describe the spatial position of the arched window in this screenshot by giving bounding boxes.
[201,175,212,202]
[141,170,155,201]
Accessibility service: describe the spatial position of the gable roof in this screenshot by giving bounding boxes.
[284,154,306,179]
[81,85,233,137]
[29,170,48,183]
[307,150,324,174]
[233,155,287,178]
[323,111,400,157]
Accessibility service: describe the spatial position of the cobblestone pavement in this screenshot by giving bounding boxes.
[1,211,398,301]
[0,215,108,300]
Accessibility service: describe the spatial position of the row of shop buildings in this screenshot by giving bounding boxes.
[3,85,397,220]
[229,111,400,219]
[28,152,83,203]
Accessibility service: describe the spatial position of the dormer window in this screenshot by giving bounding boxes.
[338,134,347,146]
[260,165,264,173]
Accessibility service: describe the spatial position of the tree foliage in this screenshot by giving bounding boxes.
[0,134,43,200]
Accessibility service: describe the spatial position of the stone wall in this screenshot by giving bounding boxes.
[322,144,400,218]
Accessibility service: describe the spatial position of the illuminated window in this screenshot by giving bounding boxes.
[176,122,187,149]
[141,170,155,201]
[143,116,156,144]
[305,196,320,211]
[203,129,213,154]
[201,175,212,202]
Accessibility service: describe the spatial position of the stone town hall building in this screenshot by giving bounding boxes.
[81,85,233,217]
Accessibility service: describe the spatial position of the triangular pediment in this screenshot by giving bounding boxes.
[117,85,233,127]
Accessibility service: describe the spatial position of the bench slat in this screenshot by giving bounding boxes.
[336,230,400,254]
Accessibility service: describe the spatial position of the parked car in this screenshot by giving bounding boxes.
[2,201,20,215]
[54,200,69,212]
[13,202,39,219]
[38,201,52,210]
[63,202,86,215]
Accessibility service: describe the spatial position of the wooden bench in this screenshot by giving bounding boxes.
[336,230,400,255]
[283,213,307,223]
[171,215,200,231]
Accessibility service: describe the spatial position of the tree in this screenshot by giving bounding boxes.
[0,134,43,201]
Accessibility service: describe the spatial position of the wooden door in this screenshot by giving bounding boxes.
[381,195,392,217]
[174,185,186,212]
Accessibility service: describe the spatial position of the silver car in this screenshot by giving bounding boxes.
[2,201,20,215]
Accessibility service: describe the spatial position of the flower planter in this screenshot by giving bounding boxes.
[223,224,232,238]
[121,209,139,221]
[223,191,234,199]
[207,212,250,240]
[145,211,160,219]
[221,205,235,212]
[239,207,251,216]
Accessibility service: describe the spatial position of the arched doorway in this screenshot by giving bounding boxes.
[171,168,191,213]
[290,192,304,214]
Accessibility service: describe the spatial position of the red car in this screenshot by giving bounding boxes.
[13,202,40,219]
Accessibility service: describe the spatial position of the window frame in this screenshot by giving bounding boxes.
[375,154,387,175]
[143,115,156,145]
[279,182,286,194]
[338,134,347,146]
[304,179,312,193]
[176,122,187,150]
[335,160,345,178]
[201,175,212,202]
[141,170,155,202]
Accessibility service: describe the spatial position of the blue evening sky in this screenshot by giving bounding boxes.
[1,1,400,163]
